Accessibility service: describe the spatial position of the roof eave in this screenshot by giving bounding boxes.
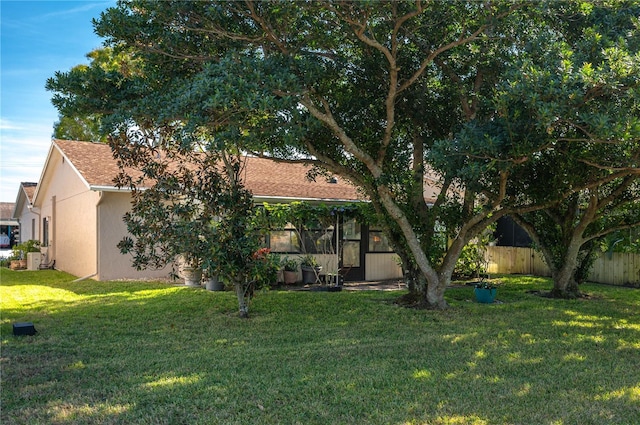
[12,189,25,219]
[33,140,92,206]
[31,142,56,207]
[252,195,365,204]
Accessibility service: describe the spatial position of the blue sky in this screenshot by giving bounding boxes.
[1,1,114,202]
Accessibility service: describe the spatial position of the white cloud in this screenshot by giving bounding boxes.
[33,2,112,23]
[0,118,25,131]
[0,118,53,202]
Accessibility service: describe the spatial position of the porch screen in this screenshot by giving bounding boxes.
[368,227,394,252]
[268,223,335,254]
[269,223,301,253]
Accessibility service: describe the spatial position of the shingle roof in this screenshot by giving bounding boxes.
[242,156,361,201]
[53,139,362,202]
[0,202,16,220]
[54,139,139,188]
[20,182,37,203]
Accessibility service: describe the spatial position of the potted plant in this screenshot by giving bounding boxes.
[201,254,225,291]
[9,240,40,270]
[300,254,322,284]
[281,258,299,284]
[181,262,203,287]
[249,248,280,289]
[178,250,204,287]
[474,280,497,304]
[204,273,225,291]
[9,252,24,270]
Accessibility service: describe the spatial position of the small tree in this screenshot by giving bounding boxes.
[453,226,495,280]
[116,136,272,318]
[513,180,640,298]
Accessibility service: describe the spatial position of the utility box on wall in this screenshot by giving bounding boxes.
[26,252,42,270]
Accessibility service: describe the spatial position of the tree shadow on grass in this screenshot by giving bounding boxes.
[2,271,639,424]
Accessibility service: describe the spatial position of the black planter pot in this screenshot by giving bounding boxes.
[205,276,225,291]
[301,265,322,284]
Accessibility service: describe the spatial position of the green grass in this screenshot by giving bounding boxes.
[1,269,639,424]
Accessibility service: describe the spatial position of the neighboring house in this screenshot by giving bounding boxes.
[32,139,404,281]
[12,182,39,244]
[0,202,18,248]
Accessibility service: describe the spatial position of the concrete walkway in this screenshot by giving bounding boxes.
[342,280,407,291]
[284,279,407,292]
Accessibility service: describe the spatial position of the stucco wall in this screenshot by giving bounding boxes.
[96,192,171,281]
[15,202,39,243]
[38,150,98,278]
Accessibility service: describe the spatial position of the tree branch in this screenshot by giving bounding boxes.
[299,93,382,178]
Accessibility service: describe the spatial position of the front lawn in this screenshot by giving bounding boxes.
[1,269,639,424]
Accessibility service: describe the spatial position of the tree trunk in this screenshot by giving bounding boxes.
[425,235,467,309]
[426,279,448,309]
[512,212,589,299]
[234,281,250,318]
[550,265,579,298]
[377,186,448,309]
[549,240,583,299]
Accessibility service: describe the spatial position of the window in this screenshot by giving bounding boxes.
[304,226,335,254]
[269,230,301,253]
[368,227,394,252]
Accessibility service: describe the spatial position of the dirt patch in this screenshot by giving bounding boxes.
[525,289,596,300]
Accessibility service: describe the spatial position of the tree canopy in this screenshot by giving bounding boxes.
[469,1,640,296]
[47,0,640,307]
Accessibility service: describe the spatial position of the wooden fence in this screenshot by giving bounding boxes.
[485,246,640,286]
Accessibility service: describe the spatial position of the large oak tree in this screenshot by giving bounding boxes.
[47,1,638,308]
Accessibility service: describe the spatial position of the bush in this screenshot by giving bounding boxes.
[454,243,486,279]
[10,240,41,260]
[281,258,299,272]
[453,227,494,279]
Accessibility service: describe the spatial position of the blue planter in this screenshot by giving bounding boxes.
[474,287,497,304]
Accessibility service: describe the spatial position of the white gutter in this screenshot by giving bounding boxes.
[89,185,137,193]
[86,190,360,203]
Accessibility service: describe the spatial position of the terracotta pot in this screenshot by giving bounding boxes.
[283,270,298,284]
[10,260,26,270]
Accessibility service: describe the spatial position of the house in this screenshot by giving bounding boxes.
[28,139,404,281]
[0,202,19,248]
[11,182,39,244]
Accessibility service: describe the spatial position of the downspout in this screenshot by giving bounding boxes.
[335,213,340,285]
[51,195,56,263]
[95,191,106,280]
